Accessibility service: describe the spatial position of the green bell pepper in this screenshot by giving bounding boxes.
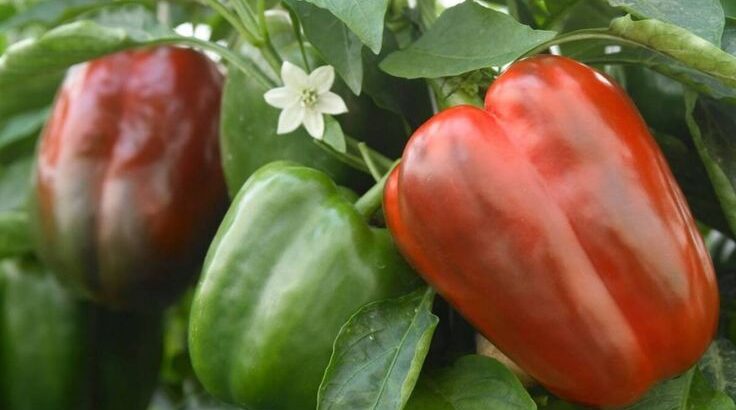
[0,258,163,410]
[189,162,419,409]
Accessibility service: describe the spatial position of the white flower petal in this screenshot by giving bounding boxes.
[264,87,300,109]
[281,61,310,90]
[315,92,348,115]
[277,105,305,134]
[309,65,335,94]
[303,109,325,139]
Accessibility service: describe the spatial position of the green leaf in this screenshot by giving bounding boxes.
[610,16,736,90]
[724,0,736,18]
[219,62,362,196]
[0,156,33,213]
[0,151,35,259]
[700,339,736,400]
[559,18,736,103]
[296,0,389,54]
[0,211,32,259]
[286,0,363,94]
[361,28,433,130]
[685,93,736,238]
[322,116,346,153]
[0,7,171,118]
[543,0,622,33]
[0,0,146,31]
[0,4,271,116]
[317,287,438,410]
[0,106,49,154]
[405,355,536,410]
[651,130,730,235]
[606,0,725,45]
[723,17,736,55]
[622,368,735,410]
[380,1,556,79]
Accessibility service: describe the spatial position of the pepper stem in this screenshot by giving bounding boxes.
[355,161,400,220]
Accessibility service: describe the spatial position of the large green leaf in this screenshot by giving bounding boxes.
[685,93,736,238]
[606,0,725,45]
[0,156,33,213]
[651,130,731,235]
[0,212,32,259]
[405,355,536,410]
[700,339,736,400]
[0,7,168,118]
[610,16,736,90]
[622,368,735,409]
[219,63,362,196]
[543,0,622,32]
[286,0,363,94]
[317,287,438,410]
[724,0,736,17]
[0,6,267,118]
[723,17,736,55]
[0,0,147,31]
[296,0,389,54]
[559,17,736,103]
[0,106,49,153]
[379,1,555,79]
[0,155,34,259]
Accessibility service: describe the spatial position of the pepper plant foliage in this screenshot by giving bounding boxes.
[2,0,736,409]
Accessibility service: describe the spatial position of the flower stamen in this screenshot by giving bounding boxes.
[300,88,319,107]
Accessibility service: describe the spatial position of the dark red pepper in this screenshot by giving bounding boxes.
[31,46,227,310]
[384,55,719,406]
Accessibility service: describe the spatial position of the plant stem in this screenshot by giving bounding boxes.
[358,142,383,182]
[346,137,394,172]
[355,161,400,219]
[201,0,260,45]
[160,36,276,88]
[519,29,641,59]
[230,0,263,43]
[287,7,311,71]
[260,40,284,75]
[156,1,171,26]
[313,140,370,172]
[229,0,283,76]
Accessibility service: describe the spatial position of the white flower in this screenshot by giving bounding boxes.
[264,62,348,139]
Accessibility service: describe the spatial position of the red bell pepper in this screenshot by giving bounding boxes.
[384,55,719,406]
[32,46,227,310]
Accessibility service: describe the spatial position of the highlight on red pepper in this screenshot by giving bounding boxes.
[384,55,720,407]
[30,46,228,310]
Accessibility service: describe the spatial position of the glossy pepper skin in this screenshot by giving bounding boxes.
[189,162,419,410]
[384,55,719,407]
[0,259,162,410]
[31,46,227,309]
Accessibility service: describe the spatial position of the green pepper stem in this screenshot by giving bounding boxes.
[313,140,370,173]
[355,161,400,220]
[346,136,394,172]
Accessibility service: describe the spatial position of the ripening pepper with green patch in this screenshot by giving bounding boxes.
[30,46,228,310]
